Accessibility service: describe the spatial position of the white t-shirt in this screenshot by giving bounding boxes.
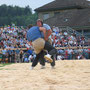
[41,23,51,38]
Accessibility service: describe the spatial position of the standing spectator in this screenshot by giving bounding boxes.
[2,48,7,63]
[88,48,90,59]
[83,48,89,59]
[67,47,73,60]
[65,48,68,59]
[0,51,3,63]
[11,50,15,63]
[15,48,20,63]
[7,48,13,63]
[20,49,24,63]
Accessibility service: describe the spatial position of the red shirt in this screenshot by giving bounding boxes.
[88,48,90,53]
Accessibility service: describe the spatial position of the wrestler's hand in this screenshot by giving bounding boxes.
[45,37,48,41]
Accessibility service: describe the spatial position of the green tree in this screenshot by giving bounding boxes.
[0,4,38,26]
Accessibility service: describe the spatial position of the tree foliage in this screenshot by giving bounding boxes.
[0,4,38,26]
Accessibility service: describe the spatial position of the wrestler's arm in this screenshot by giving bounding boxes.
[46,29,52,40]
[29,41,32,46]
[39,27,47,40]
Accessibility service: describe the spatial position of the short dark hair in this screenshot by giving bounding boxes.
[37,19,43,25]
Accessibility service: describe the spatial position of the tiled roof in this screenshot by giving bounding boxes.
[35,0,90,12]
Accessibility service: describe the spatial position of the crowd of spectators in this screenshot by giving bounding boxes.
[51,26,89,47]
[0,25,30,49]
[0,25,90,63]
[51,26,90,60]
[0,47,36,63]
[57,47,89,60]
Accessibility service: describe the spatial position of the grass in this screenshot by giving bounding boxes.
[0,63,14,70]
[0,63,12,67]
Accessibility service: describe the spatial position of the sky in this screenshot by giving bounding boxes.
[0,0,54,13]
[0,0,90,13]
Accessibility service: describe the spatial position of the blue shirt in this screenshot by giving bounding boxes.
[27,26,42,42]
[2,50,7,55]
[15,49,20,54]
[27,50,32,55]
[7,50,13,55]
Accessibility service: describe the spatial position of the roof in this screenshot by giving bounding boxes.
[35,0,90,12]
[44,8,90,27]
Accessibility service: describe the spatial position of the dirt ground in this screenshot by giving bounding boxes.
[0,60,90,90]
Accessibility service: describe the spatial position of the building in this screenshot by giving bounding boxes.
[35,0,90,38]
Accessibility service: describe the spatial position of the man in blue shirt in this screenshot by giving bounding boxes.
[27,25,57,70]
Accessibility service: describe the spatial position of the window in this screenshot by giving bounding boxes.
[84,30,90,32]
[54,12,60,15]
[89,18,90,22]
[64,18,68,22]
[43,13,49,20]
